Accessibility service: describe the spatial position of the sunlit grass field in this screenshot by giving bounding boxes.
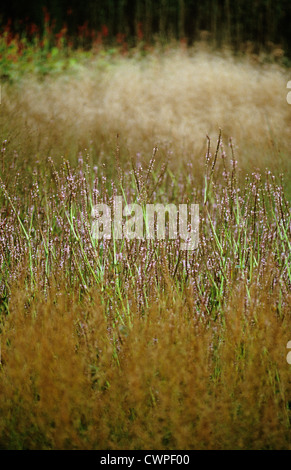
[0,42,291,449]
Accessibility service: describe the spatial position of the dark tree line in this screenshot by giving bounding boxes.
[1,0,291,55]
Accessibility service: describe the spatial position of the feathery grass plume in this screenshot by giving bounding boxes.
[1,49,290,179]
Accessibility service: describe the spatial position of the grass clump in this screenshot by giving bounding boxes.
[0,132,290,449]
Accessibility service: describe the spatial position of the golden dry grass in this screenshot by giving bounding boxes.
[0,271,290,450]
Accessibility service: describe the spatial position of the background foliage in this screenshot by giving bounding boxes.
[1,0,291,56]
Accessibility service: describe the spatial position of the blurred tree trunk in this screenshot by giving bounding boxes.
[235,1,242,49]
[117,0,125,33]
[178,0,185,39]
[159,0,167,38]
[135,0,142,37]
[225,0,231,44]
[145,0,152,42]
[211,0,217,46]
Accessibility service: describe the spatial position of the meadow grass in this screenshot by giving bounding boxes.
[0,45,290,449]
[2,48,291,177]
